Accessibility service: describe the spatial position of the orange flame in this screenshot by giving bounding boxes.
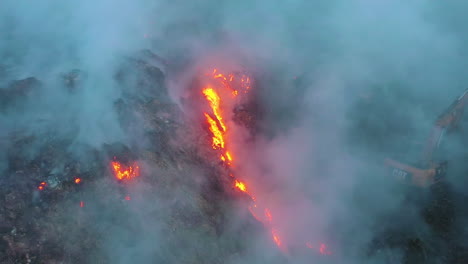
[74,178,82,184]
[204,113,225,149]
[201,68,327,255]
[202,68,286,250]
[203,87,226,132]
[111,161,140,180]
[37,181,47,191]
[235,180,247,192]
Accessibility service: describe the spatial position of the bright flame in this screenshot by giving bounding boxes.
[235,180,247,192]
[200,68,327,255]
[111,161,140,180]
[74,178,82,184]
[204,113,225,149]
[203,87,226,132]
[37,181,47,191]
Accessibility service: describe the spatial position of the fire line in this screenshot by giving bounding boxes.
[200,68,330,256]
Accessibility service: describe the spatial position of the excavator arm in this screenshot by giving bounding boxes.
[421,89,468,167]
[385,89,468,187]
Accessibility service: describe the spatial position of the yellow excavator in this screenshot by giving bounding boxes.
[384,89,468,187]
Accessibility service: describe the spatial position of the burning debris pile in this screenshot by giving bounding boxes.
[0,51,268,263]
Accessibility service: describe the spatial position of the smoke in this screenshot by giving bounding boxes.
[2,0,468,263]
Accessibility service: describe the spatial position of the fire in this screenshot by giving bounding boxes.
[125,195,131,201]
[200,67,328,256]
[209,68,251,96]
[272,229,282,247]
[37,181,47,191]
[74,178,82,184]
[203,87,226,132]
[111,161,140,180]
[235,180,247,192]
[204,113,225,149]
[80,201,84,208]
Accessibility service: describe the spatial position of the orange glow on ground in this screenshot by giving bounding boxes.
[111,161,140,180]
[37,181,47,191]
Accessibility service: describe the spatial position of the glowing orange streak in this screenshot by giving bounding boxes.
[235,180,247,192]
[204,113,225,149]
[272,229,282,247]
[201,68,289,253]
[203,87,226,132]
[201,69,331,255]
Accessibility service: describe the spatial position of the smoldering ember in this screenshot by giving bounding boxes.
[2,1,468,264]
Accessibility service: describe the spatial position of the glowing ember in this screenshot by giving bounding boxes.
[80,201,84,208]
[37,181,47,191]
[209,68,251,96]
[111,161,140,180]
[272,229,282,247]
[235,180,247,192]
[125,195,131,201]
[74,178,82,184]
